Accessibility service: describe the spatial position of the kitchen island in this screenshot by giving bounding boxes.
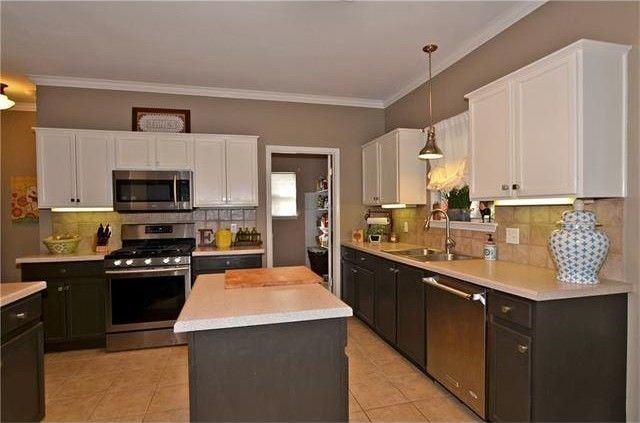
[175,273,352,422]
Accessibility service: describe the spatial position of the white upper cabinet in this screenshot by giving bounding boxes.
[193,135,259,207]
[362,129,426,206]
[155,135,193,170]
[114,133,155,169]
[36,129,114,208]
[466,39,630,200]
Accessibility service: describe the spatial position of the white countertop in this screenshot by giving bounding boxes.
[342,241,632,301]
[1,282,47,307]
[192,246,265,257]
[174,274,352,333]
[16,253,105,264]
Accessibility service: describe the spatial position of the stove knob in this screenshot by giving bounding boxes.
[163,258,170,264]
[173,257,181,263]
[125,259,134,266]
[144,258,152,265]
[114,260,122,266]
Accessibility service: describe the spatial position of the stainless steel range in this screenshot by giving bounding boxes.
[104,223,195,351]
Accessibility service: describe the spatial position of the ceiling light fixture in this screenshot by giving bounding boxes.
[0,84,16,110]
[418,44,443,160]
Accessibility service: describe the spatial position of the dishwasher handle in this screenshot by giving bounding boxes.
[423,277,486,306]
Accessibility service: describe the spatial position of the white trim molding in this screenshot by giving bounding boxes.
[428,220,498,233]
[382,1,545,107]
[9,102,37,112]
[28,75,384,109]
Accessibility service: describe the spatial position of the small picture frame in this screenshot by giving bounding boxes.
[351,229,364,243]
[132,107,191,133]
[368,234,382,244]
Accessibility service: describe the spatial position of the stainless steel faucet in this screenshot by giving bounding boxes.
[424,209,456,255]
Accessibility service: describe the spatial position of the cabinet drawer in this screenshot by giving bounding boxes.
[1,294,42,337]
[340,248,355,262]
[489,291,533,329]
[193,255,262,272]
[22,261,104,280]
[355,251,376,270]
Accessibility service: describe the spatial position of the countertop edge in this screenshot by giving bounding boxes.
[16,254,105,264]
[341,241,632,301]
[0,282,47,307]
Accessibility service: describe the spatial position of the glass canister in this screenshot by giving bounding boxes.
[548,200,610,284]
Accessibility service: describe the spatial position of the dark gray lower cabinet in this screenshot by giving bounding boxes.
[341,259,356,308]
[1,294,45,422]
[374,259,397,344]
[354,266,375,326]
[22,262,105,349]
[192,254,262,284]
[396,264,426,369]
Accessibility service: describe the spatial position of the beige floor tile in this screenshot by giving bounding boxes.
[350,379,409,410]
[350,410,371,422]
[386,373,449,402]
[75,355,129,376]
[45,359,90,379]
[365,403,428,422]
[44,393,103,422]
[49,372,118,400]
[147,383,189,414]
[89,414,145,422]
[143,408,190,423]
[413,396,481,422]
[90,385,156,420]
[349,392,364,414]
[159,364,189,386]
[374,356,419,378]
[110,368,164,391]
[46,349,105,363]
[165,347,188,367]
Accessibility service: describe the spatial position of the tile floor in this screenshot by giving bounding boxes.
[43,318,480,422]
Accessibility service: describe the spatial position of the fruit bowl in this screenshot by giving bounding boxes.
[43,235,81,255]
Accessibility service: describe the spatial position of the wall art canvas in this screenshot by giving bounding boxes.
[11,176,39,223]
[132,107,191,133]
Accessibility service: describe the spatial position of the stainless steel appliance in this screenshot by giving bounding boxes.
[424,275,487,419]
[104,223,195,351]
[113,170,192,212]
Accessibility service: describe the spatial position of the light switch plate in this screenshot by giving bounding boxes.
[403,221,409,233]
[506,228,520,244]
[230,223,238,233]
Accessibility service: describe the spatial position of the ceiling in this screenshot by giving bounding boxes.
[1,1,542,108]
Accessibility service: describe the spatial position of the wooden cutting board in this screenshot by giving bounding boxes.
[224,266,322,289]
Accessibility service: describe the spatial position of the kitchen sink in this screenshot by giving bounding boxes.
[385,248,474,262]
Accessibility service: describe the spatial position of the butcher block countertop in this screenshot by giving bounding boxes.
[192,246,265,257]
[16,253,105,264]
[174,274,352,333]
[1,282,47,307]
[342,241,632,301]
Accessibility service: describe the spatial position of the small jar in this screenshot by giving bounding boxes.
[483,234,497,261]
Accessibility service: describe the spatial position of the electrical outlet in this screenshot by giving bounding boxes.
[403,221,409,233]
[506,227,520,244]
[230,223,238,233]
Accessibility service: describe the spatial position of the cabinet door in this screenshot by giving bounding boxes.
[41,280,68,343]
[194,137,227,206]
[36,131,77,208]
[378,135,398,204]
[67,277,106,340]
[114,133,156,169]
[468,82,513,200]
[0,323,45,423]
[355,266,375,326]
[75,132,114,207]
[341,260,356,309]
[374,260,397,344]
[155,135,193,169]
[396,264,425,368]
[226,138,258,206]
[514,54,577,197]
[362,142,379,205]
[488,321,532,422]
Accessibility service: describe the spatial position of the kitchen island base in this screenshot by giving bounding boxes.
[188,318,348,422]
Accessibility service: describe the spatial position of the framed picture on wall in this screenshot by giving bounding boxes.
[132,107,191,133]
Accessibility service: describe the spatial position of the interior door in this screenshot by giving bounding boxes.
[155,135,193,170]
[378,133,398,204]
[194,137,227,206]
[362,142,379,205]
[226,138,258,206]
[326,156,333,292]
[36,131,77,208]
[75,132,114,207]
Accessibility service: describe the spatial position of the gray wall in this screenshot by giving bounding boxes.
[385,2,639,418]
[271,154,327,267]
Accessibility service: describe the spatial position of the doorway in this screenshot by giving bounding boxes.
[265,146,340,295]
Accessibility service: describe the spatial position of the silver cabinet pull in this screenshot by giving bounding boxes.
[517,344,529,354]
[14,312,26,320]
[57,286,64,292]
[500,305,513,314]
[501,184,509,191]
[173,175,178,206]
[512,184,520,190]
[388,267,395,272]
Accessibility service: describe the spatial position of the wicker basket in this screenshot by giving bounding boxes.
[43,235,81,255]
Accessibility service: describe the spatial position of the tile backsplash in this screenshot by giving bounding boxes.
[392,199,624,281]
[50,208,258,253]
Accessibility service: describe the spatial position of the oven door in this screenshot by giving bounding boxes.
[105,266,191,333]
[113,170,192,212]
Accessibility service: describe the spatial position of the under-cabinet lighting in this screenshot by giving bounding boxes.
[51,207,114,212]
[494,198,575,206]
[381,203,407,209]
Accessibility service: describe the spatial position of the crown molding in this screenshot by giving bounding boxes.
[28,75,385,109]
[9,102,37,112]
[382,1,546,107]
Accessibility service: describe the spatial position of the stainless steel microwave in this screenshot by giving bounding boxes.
[113,170,193,212]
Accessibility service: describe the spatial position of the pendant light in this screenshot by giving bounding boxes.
[418,44,443,160]
[0,84,16,110]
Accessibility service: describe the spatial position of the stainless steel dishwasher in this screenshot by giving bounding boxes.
[424,275,487,419]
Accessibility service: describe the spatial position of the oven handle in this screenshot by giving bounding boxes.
[423,277,486,306]
[105,266,190,275]
[173,175,178,206]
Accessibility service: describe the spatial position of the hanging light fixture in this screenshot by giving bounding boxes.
[418,44,443,160]
[0,84,16,110]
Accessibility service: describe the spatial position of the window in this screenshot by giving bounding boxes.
[271,172,297,217]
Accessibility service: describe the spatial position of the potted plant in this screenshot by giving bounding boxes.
[443,185,471,221]
[366,224,386,243]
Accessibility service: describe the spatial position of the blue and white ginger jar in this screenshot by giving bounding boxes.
[548,204,609,284]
